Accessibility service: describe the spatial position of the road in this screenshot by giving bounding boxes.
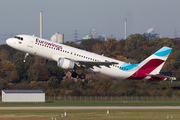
[0,106,180,110]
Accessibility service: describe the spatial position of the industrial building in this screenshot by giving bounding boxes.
[51,33,64,44]
[2,90,45,102]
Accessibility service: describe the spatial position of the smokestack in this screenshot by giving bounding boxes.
[40,11,43,38]
[125,20,127,39]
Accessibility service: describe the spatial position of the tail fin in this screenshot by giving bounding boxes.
[139,46,172,73]
[127,46,172,80]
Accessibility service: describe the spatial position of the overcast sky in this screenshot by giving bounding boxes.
[0,0,180,44]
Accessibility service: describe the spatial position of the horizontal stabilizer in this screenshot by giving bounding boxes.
[147,74,176,81]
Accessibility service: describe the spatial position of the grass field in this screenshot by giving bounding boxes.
[0,109,179,120]
[1,101,180,119]
[0,101,180,107]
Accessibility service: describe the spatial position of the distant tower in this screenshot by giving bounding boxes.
[175,29,178,38]
[74,29,78,41]
[91,29,96,38]
[40,11,43,38]
[125,20,127,39]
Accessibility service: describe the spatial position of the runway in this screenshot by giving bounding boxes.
[0,106,180,110]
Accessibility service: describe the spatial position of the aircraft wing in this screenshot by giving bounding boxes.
[74,60,118,68]
[52,55,118,68]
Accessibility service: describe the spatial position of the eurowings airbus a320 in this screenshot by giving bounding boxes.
[6,35,175,81]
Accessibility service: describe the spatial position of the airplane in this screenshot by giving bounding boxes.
[6,34,176,81]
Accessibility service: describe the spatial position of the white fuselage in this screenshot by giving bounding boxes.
[6,35,135,79]
[7,34,171,81]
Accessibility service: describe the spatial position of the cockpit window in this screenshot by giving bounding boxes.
[14,36,23,40]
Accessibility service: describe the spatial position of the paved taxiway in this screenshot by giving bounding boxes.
[0,106,180,110]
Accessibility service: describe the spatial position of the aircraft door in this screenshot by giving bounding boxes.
[28,37,34,48]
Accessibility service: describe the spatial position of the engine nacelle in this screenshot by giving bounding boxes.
[57,58,75,69]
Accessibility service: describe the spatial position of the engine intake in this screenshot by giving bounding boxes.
[57,58,75,69]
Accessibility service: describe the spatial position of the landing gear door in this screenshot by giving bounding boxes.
[28,37,34,48]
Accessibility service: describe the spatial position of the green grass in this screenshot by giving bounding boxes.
[0,101,180,107]
[0,109,179,120]
[1,101,180,119]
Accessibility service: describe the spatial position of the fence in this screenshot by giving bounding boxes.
[0,96,178,102]
[45,96,180,101]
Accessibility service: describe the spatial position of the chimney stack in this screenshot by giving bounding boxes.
[125,20,127,39]
[40,11,43,38]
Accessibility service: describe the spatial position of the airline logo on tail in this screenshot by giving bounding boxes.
[124,46,172,81]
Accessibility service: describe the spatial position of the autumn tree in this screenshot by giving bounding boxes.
[65,41,80,48]
[1,60,15,71]
[46,66,65,81]
[27,63,51,82]
[115,39,125,55]
[35,56,46,64]
[80,39,103,52]
[92,43,106,54]
[0,49,9,61]
[148,37,175,48]
[103,38,117,53]
[124,34,148,52]
[13,52,24,63]
[48,76,60,88]
[5,70,19,83]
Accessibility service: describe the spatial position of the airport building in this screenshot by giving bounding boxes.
[2,90,45,102]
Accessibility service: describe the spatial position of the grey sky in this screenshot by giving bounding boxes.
[0,0,180,44]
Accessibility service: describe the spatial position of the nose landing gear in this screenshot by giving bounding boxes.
[22,53,29,63]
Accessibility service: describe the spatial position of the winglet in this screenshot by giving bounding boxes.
[154,46,172,57]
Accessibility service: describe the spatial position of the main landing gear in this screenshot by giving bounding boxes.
[71,71,86,79]
[22,53,29,63]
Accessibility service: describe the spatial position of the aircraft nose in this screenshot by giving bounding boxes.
[6,38,14,46]
[6,38,11,45]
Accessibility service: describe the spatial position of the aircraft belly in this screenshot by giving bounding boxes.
[99,66,131,79]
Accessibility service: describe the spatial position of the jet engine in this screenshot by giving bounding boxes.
[57,58,75,69]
